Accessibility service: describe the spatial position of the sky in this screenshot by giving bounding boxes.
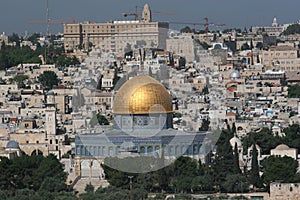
[1,0,300,35]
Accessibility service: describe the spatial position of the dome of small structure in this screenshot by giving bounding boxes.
[274,144,290,150]
[113,75,173,114]
[6,140,20,149]
[214,44,222,49]
[230,136,242,147]
[46,90,55,95]
[229,70,241,79]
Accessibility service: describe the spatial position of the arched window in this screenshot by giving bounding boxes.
[140,146,145,154]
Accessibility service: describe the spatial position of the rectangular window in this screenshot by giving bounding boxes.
[76,147,80,155]
[103,147,106,156]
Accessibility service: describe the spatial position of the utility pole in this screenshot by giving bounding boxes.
[128,176,133,200]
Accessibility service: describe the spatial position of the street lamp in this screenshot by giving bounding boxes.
[128,176,133,200]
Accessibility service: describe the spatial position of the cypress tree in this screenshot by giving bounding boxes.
[250,39,254,49]
[213,130,235,188]
[233,143,241,174]
[249,144,263,190]
[231,123,236,135]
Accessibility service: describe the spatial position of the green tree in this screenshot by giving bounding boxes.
[136,173,155,192]
[0,154,73,198]
[202,86,209,95]
[199,119,210,131]
[282,124,300,151]
[133,187,148,200]
[56,55,80,67]
[93,114,109,126]
[289,111,298,118]
[222,174,249,193]
[248,144,263,190]
[32,154,67,191]
[191,174,214,193]
[155,166,171,192]
[199,42,211,50]
[9,74,29,88]
[261,155,300,186]
[38,71,59,89]
[28,33,40,45]
[283,24,300,35]
[172,175,193,193]
[124,43,133,59]
[101,163,132,189]
[241,127,281,154]
[256,42,263,49]
[233,143,241,174]
[223,29,233,33]
[85,183,94,193]
[288,85,300,98]
[241,43,250,51]
[173,156,198,177]
[180,26,192,33]
[0,45,41,69]
[212,130,236,190]
[173,112,182,118]
[8,33,21,47]
[82,186,129,200]
[250,39,254,49]
[231,123,236,135]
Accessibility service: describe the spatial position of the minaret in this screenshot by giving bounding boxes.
[84,32,89,51]
[272,17,278,27]
[45,91,56,135]
[142,4,152,22]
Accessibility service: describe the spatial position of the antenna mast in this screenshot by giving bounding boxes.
[46,0,50,36]
[45,0,50,64]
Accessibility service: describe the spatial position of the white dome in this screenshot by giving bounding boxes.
[229,70,241,79]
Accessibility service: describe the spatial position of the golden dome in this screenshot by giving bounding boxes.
[113,75,173,114]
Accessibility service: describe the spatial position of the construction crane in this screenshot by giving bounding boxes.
[122,5,175,21]
[28,0,76,64]
[170,17,226,36]
[28,19,67,25]
[28,17,76,25]
[203,17,226,35]
[27,0,53,64]
[122,6,139,20]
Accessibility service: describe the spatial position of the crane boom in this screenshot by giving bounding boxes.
[122,4,175,21]
[169,18,226,36]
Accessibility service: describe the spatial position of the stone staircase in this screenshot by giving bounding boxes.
[73,177,109,194]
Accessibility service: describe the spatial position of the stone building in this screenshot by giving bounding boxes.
[166,34,195,63]
[261,45,300,71]
[0,32,8,48]
[270,182,300,200]
[0,140,22,159]
[251,17,285,37]
[63,4,169,54]
[8,91,71,158]
[271,144,298,160]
